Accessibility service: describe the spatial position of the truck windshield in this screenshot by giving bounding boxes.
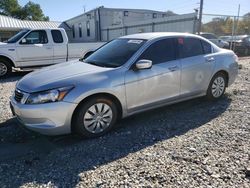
[84,38,146,68]
[7,30,30,43]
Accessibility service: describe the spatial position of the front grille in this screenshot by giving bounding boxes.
[14,90,24,103]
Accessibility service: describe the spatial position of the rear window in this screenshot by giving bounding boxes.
[201,40,212,54]
[51,30,63,43]
[178,38,204,58]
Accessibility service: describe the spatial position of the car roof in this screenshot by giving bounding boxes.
[199,32,215,35]
[120,32,201,40]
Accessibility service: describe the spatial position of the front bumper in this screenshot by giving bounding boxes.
[10,97,77,135]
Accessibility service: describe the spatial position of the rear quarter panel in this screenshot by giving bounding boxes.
[212,50,238,86]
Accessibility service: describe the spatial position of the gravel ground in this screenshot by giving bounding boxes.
[0,59,249,187]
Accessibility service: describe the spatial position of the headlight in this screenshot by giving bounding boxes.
[26,86,74,104]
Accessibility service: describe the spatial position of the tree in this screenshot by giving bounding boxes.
[0,0,49,21]
[165,10,178,16]
[22,1,49,21]
[202,13,250,35]
[0,0,22,18]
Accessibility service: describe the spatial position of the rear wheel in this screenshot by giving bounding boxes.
[206,72,227,100]
[0,59,12,78]
[73,97,118,138]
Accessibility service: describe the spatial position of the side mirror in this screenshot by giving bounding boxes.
[83,50,95,59]
[136,59,152,70]
[21,38,27,44]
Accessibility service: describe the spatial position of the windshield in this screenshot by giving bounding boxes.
[84,38,146,68]
[7,30,30,43]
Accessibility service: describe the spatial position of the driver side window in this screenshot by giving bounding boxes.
[139,38,176,65]
[20,30,48,45]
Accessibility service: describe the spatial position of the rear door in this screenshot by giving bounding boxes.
[16,30,53,67]
[178,37,214,96]
[51,30,67,64]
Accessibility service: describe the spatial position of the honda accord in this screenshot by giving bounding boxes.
[10,33,238,138]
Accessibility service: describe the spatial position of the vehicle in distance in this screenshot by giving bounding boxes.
[199,32,229,48]
[10,32,238,138]
[0,28,104,77]
[223,35,250,56]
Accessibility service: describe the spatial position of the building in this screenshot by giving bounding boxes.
[0,14,68,42]
[65,6,173,42]
[0,6,197,42]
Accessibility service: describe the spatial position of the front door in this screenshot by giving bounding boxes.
[16,30,53,67]
[125,38,181,113]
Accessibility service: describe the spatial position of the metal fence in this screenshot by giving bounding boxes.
[202,13,250,35]
[101,13,198,41]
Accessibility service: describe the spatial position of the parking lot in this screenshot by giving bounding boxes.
[0,58,249,187]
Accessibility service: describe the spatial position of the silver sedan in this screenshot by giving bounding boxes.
[10,33,238,137]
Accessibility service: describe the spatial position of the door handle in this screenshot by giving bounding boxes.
[46,47,52,50]
[206,57,215,63]
[168,65,179,72]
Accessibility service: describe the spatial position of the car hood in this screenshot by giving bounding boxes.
[0,42,14,48]
[17,60,113,93]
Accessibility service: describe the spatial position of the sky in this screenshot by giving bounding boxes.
[18,0,250,21]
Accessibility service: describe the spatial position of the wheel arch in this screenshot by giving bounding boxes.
[213,70,229,87]
[71,92,123,131]
[0,55,15,68]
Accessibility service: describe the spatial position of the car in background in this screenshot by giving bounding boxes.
[223,35,250,56]
[10,32,238,138]
[0,28,104,78]
[219,36,231,41]
[199,32,229,48]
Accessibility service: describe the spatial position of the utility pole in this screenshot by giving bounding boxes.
[235,4,241,33]
[198,0,204,34]
[232,4,241,51]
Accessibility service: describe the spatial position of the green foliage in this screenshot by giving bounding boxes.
[0,0,49,21]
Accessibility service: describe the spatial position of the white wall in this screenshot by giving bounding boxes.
[64,8,197,42]
[65,12,97,42]
[101,13,197,41]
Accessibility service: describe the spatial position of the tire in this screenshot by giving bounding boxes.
[0,59,12,78]
[206,72,227,100]
[73,97,118,138]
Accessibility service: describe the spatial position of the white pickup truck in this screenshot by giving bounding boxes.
[0,28,104,77]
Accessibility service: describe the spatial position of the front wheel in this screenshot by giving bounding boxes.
[206,72,227,100]
[73,97,118,138]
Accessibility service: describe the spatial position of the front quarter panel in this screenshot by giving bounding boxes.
[0,44,18,66]
[63,68,128,117]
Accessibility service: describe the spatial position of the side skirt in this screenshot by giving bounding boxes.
[124,91,206,118]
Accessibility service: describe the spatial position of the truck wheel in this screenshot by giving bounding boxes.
[0,59,12,78]
[206,72,227,100]
[73,97,118,138]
